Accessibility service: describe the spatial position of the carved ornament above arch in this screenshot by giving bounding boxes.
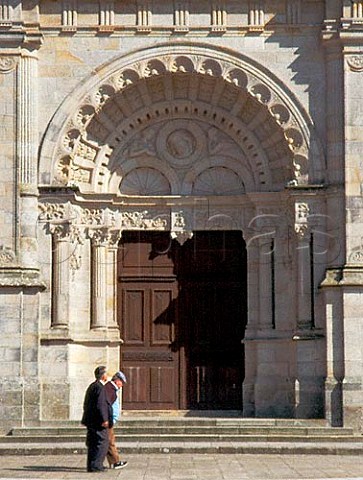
[40,43,325,195]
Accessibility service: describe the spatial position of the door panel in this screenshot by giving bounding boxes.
[119,231,179,409]
[123,290,145,344]
[119,230,246,410]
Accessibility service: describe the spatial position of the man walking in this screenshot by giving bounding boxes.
[104,371,128,470]
[81,365,110,473]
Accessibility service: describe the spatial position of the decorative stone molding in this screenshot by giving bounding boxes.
[120,211,168,230]
[352,1,363,19]
[40,44,323,194]
[0,245,16,265]
[62,0,77,29]
[174,0,189,31]
[211,2,227,32]
[0,56,17,74]
[38,203,67,222]
[249,0,265,29]
[347,56,363,73]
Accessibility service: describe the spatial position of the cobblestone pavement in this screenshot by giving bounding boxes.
[0,454,362,480]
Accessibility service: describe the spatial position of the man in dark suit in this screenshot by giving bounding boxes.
[81,365,110,472]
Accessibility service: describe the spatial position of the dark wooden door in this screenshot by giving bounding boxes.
[178,232,246,409]
[118,232,180,409]
[118,230,246,410]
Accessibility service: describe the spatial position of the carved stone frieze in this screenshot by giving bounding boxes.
[38,203,67,222]
[120,211,168,230]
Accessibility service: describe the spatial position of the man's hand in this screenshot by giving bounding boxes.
[101,421,109,427]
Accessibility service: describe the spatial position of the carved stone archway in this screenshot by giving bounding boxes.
[39,42,325,192]
[38,43,327,420]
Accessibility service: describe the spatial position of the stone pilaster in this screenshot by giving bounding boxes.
[17,51,39,270]
[294,202,313,332]
[258,238,273,329]
[50,223,72,329]
[106,230,122,329]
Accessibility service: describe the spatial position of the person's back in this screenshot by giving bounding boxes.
[82,380,105,428]
[81,366,110,472]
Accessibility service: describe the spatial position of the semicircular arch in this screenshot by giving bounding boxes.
[39,42,325,193]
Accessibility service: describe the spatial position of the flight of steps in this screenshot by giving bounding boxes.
[2,414,363,455]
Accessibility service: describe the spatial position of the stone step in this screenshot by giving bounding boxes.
[9,425,356,437]
[2,433,363,443]
[0,441,363,456]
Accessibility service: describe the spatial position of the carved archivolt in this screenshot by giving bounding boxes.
[40,43,325,194]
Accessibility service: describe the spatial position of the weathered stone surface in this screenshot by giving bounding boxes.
[0,0,362,434]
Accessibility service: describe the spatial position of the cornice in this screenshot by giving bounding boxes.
[0,24,43,51]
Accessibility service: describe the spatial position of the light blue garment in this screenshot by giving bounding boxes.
[110,381,121,424]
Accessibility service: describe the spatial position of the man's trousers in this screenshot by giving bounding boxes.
[86,427,109,472]
[106,426,120,466]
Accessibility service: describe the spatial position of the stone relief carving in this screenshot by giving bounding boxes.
[193,166,245,195]
[120,168,171,195]
[38,203,67,221]
[0,245,16,264]
[120,211,168,230]
[294,202,310,239]
[49,50,315,191]
[0,56,17,74]
[349,249,363,263]
[347,56,363,73]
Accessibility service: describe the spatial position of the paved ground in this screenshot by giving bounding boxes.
[0,454,362,480]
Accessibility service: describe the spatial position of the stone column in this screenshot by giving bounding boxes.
[242,236,259,416]
[106,230,122,329]
[17,51,39,269]
[50,223,71,329]
[89,229,109,330]
[294,202,313,332]
[258,238,273,329]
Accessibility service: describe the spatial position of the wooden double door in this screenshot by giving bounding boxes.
[118,231,247,410]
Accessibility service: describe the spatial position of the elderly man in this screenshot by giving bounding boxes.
[104,371,128,470]
[81,366,110,473]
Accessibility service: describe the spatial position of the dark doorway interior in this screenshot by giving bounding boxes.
[118,231,247,410]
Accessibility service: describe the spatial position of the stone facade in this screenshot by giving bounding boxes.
[0,0,362,432]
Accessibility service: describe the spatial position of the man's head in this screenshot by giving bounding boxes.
[111,370,127,388]
[94,365,107,382]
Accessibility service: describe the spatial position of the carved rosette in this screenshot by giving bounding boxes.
[347,56,363,73]
[0,56,17,74]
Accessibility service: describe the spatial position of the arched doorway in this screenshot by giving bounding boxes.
[38,43,326,419]
[118,230,247,410]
